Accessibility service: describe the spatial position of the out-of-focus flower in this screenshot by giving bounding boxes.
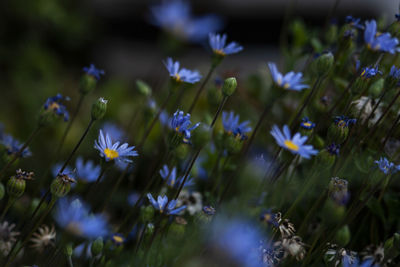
[374,157,396,175]
[147,193,186,215]
[209,33,243,57]
[360,244,384,266]
[222,111,252,140]
[334,116,357,128]
[327,143,340,156]
[83,64,105,80]
[260,209,280,228]
[54,197,109,239]
[1,134,32,158]
[329,177,350,205]
[270,125,318,159]
[149,0,222,43]
[325,244,357,267]
[52,163,74,178]
[94,130,138,164]
[75,157,101,183]
[364,20,399,54]
[277,236,306,261]
[101,122,126,142]
[164,58,202,84]
[160,165,194,188]
[177,190,202,215]
[30,225,56,252]
[268,62,309,91]
[345,16,364,29]
[43,94,70,122]
[0,221,19,256]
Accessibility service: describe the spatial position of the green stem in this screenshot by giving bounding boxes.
[188,64,216,113]
[210,96,228,127]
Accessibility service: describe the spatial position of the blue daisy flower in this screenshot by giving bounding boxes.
[300,117,316,130]
[334,116,357,128]
[54,197,109,239]
[209,33,243,56]
[345,15,364,29]
[1,134,32,158]
[83,64,105,80]
[364,20,399,54]
[147,193,186,215]
[75,157,101,183]
[268,62,309,91]
[270,125,318,159]
[374,157,397,175]
[159,165,194,188]
[222,111,252,140]
[43,94,70,122]
[164,58,202,84]
[94,130,138,164]
[169,110,200,143]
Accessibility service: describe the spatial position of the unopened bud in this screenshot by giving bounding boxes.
[222,77,237,97]
[91,98,108,120]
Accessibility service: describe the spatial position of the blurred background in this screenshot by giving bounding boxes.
[0,0,398,171]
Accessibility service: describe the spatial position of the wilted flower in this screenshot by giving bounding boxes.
[209,33,243,57]
[268,62,309,91]
[164,58,202,84]
[329,177,350,205]
[325,244,357,267]
[359,244,385,266]
[0,221,19,256]
[147,193,186,215]
[94,130,138,164]
[177,190,202,215]
[277,236,306,261]
[30,225,56,252]
[270,125,318,159]
[364,20,399,54]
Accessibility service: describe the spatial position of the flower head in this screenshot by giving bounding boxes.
[364,20,399,54]
[270,125,318,159]
[83,64,105,80]
[345,16,364,29]
[94,130,138,163]
[149,0,222,43]
[222,111,252,140]
[43,94,70,121]
[169,110,200,143]
[30,225,56,252]
[0,221,19,256]
[268,62,309,91]
[147,193,186,215]
[209,33,243,57]
[1,134,32,158]
[159,165,194,188]
[300,117,315,130]
[54,197,109,239]
[75,157,101,183]
[329,177,350,205]
[164,58,202,84]
[260,209,280,228]
[334,116,357,128]
[52,163,74,179]
[374,157,397,175]
[327,143,340,156]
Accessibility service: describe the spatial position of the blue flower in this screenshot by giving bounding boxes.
[52,163,74,178]
[270,125,318,159]
[209,33,243,56]
[147,193,186,215]
[127,192,140,206]
[1,134,32,158]
[259,209,279,228]
[211,218,263,267]
[356,61,382,78]
[75,157,101,183]
[345,16,364,29]
[343,257,378,267]
[149,0,222,43]
[164,58,202,84]
[159,165,194,188]
[202,206,216,215]
[94,130,138,164]
[334,116,357,128]
[101,122,126,142]
[374,157,397,175]
[222,111,252,140]
[300,117,315,130]
[54,197,109,239]
[364,20,399,54]
[389,65,400,83]
[83,64,105,80]
[268,62,309,91]
[169,110,200,143]
[327,143,340,156]
[43,94,70,122]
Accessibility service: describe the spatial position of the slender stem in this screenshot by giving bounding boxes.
[0,198,15,222]
[67,255,74,267]
[188,65,216,113]
[99,165,128,211]
[56,94,85,158]
[382,111,400,148]
[59,119,95,173]
[362,90,387,129]
[210,96,228,127]
[0,126,41,180]
[138,92,172,149]
[174,149,201,200]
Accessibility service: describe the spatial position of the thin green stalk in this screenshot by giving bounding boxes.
[173,149,201,200]
[210,96,228,127]
[188,64,216,113]
[0,198,15,222]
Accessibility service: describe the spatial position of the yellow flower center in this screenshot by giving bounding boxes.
[104,148,119,160]
[174,74,181,82]
[303,122,312,127]
[113,235,124,244]
[283,83,290,89]
[277,78,282,86]
[284,140,299,151]
[214,49,226,56]
[49,102,60,110]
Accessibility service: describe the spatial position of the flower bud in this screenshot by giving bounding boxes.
[64,243,73,257]
[6,169,33,199]
[191,124,211,150]
[327,124,348,144]
[335,225,351,247]
[91,98,108,120]
[224,134,243,155]
[80,74,97,95]
[50,174,75,198]
[222,77,237,97]
[0,183,4,200]
[91,237,104,256]
[312,52,334,77]
[136,80,152,97]
[140,205,155,223]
